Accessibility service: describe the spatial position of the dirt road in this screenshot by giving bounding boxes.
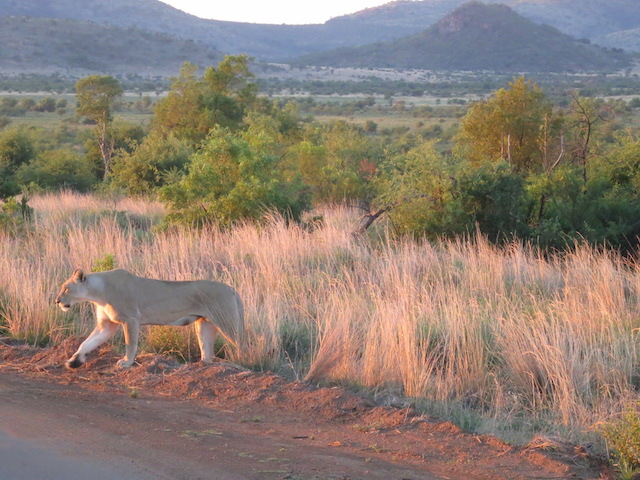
[0,338,603,480]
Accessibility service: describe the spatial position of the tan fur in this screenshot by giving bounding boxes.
[55,269,245,369]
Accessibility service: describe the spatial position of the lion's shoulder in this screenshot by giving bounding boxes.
[89,269,139,293]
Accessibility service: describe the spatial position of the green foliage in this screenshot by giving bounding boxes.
[109,133,192,196]
[374,141,462,238]
[457,162,529,241]
[0,197,32,235]
[0,127,36,199]
[92,253,116,272]
[75,75,124,180]
[524,134,640,251]
[16,149,97,192]
[152,63,207,145]
[76,75,123,124]
[599,407,640,478]
[83,120,146,180]
[0,97,26,116]
[291,121,383,205]
[153,56,258,147]
[456,77,557,173]
[160,122,310,228]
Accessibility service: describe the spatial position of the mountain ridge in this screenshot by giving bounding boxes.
[298,2,631,73]
[0,0,635,76]
[0,0,639,61]
[0,15,222,76]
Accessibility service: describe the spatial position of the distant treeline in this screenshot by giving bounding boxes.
[2,70,640,99]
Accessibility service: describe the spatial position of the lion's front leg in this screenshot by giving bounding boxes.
[66,316,119,370]
[117,321,140,368]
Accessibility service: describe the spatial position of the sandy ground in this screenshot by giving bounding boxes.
[0,337,607,480]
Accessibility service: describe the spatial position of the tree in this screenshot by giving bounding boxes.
[456,77,558,173]
[154,55,258,147]
[202,54,257,109]
[75,75,123,180]
[567,91,610,186]
[82,120,145,180]
[457,161,529,241]
[152,63,205,145]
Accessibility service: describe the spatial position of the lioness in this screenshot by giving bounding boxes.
[55,269,245,370]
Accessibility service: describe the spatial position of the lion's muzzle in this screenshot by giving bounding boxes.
[55,300,71,311]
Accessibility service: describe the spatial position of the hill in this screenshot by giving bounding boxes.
[0,16,222,76]
[504,0,640,48]
[329,0,640,52]
[0,0,408,62]
[1,0,639,64]
[0,0,636,75]
[298,2,631,73]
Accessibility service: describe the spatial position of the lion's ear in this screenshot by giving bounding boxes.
[73,269,86,282]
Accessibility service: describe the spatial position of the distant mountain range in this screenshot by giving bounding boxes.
[0,16,221,76]
[298,2,631,72]
[333,0,640,51]
[0,0,635,76]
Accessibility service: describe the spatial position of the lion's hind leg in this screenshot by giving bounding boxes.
[195,317,218,364]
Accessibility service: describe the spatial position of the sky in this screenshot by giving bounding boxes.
[158,0,392,25]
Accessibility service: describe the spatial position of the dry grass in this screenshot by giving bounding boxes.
[1,191,639,446]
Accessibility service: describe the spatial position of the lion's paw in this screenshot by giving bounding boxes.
[65,356,84,370]
[116,358,135,368]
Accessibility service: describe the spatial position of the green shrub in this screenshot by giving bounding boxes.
[16,149,97,192]
[109,133,192,196]
[600,407,640,478]
[161,123,310,228]
[0,197,32,235]
[92,253,116,272]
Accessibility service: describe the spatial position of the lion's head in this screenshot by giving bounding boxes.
[55,269,87,311]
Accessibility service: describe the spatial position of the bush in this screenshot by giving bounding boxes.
[599,407,640,478]
[92,253,116,272]
[0,197,32,235]
[16,149,97,192]
[109,133,192,195]
[374,141,463,238]
[457,161,529,241]
[161,123,310,228]
[527,156,640,251]
[0,127,36,199]
[292,121,383,205]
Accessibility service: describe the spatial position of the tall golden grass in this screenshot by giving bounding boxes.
[1,191,639,444]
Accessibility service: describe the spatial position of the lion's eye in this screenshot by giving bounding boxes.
[64,288,69,294]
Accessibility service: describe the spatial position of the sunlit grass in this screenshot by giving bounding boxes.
[1,191,639,449]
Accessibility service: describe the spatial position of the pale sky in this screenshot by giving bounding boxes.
[159,0,392,25]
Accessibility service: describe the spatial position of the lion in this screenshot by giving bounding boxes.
[55,269,245,370]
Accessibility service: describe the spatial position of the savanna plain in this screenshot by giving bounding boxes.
[1,190,639,477]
